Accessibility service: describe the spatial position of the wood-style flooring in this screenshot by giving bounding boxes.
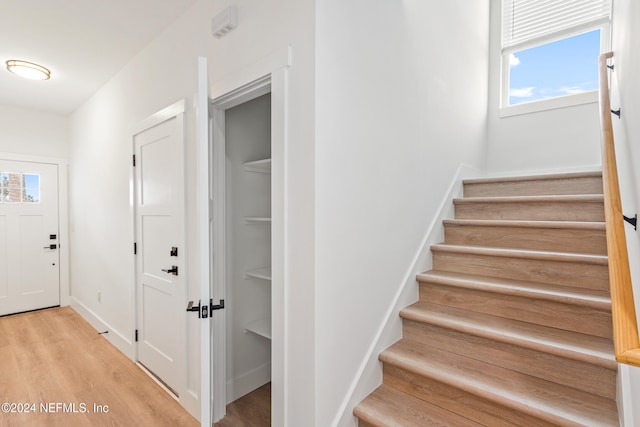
[215,383,271,427]
[0,306,198,427]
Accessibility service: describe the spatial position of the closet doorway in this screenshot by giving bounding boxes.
[210,75,279,423]
[224,92,272,401]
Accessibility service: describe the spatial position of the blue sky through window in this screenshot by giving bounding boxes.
[24,174,39,188]
[23,174,40,202]
[509,29,601,105]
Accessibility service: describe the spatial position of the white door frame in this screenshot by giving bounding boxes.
[0,152,70,308]
[208,49,290,425]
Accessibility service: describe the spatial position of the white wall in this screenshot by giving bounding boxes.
[68,13,203,355]
[315,1,489,425]
[68,0,315,424]
[0,104,68,159]
[610,0,640,424]
[486,0,602,176]
[206,2,318,424]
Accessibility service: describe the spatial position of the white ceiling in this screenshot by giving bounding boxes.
[0,0,198,115]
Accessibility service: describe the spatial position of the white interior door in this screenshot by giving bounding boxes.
[134,113,185,396]
[0,160,59,316]
[195,56,215,427]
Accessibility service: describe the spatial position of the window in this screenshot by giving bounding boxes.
[501,0,611,114]
[0,172,40,203]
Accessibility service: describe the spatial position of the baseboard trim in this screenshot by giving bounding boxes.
[70,296,134,360]
[332,164,485,427]
[226,361,271,404]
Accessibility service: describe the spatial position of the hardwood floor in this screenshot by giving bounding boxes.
[0,306,198,427]
[215,383,271,427]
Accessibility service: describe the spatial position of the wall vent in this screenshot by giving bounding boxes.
[212,6,238,39]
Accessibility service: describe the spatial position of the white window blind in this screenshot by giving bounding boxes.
[502,0,612,49]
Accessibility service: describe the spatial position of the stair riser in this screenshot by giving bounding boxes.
[383,364,556,427]
[444,224,607,255]
[463,176,603,198]
[432,252,609,291]
[402,320,616,399]
[454,201,605,222]
[418,283,613,338]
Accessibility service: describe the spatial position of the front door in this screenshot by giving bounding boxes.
[0,160,59,316]
[134,112,185,396]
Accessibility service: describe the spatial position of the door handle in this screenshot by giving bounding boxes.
[186,300,201,318]
[161,266,178,275]
[186,299,224,319]
[43,244,57,249]
[210,299,225,311]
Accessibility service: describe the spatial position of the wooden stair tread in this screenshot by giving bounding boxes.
[453,195,605,222]
[355,171,619,426]
[431,243,608,265]
[382,340,618,426]
[462,171,602,185]
[462,173,604,197]
[454,194,604,204]
[443,218,605,230]
[417,270,611,310]
[401,301,616,370]
[443,219,607,255]
[354,384,483,427]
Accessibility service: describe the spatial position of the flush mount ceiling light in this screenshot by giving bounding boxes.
[6,60,51,80]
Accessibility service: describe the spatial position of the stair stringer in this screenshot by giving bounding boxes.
[332,164,485,427]
[618,363,640,427]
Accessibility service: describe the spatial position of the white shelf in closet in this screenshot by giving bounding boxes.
[244,158,271,174]
[245,318,271,340]
[245,267,272,281]
[244,217,271,224]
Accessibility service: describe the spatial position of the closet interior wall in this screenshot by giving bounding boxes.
[224,93,272,403]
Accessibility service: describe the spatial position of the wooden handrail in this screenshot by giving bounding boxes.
[598,51,640,367]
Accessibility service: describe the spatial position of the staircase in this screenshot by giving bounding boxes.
[354,172,619,426]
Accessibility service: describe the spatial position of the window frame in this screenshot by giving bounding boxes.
[500,20,610,117]
[0,171,41,203]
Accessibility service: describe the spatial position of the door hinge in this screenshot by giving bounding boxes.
[133,154,136,167]
[134,242,137,254]
[135,329,138,342]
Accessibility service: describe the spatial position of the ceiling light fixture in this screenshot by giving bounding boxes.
[6,60,51,80]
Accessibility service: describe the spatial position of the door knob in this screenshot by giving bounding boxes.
[162,266,178,275]
[43,244,57,249]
